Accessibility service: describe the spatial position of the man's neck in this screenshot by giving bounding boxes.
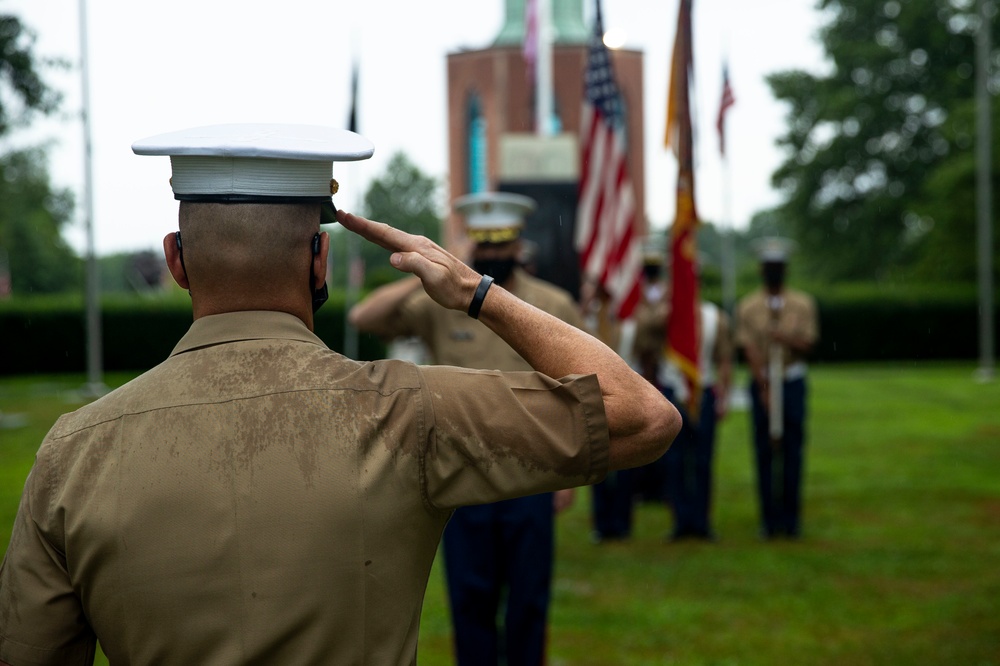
[192,299,314,332]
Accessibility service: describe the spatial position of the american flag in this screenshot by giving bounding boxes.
[575,0,642,320]
[716,64,735,156]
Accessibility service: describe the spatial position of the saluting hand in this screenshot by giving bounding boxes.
[337,209,482,313]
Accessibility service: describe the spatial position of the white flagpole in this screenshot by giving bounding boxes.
[975,0,995,382]
[79,0,105,397]
[344,55,361,360]
[536,0,554,137]
[721,145,736,317]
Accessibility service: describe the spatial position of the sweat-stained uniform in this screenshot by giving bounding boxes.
[383,267,583,666]
[0,310,608,666]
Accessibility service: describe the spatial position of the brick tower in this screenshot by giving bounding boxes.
[446,0,645,297]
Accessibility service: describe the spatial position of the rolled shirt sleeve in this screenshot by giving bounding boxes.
[417,366,610,510]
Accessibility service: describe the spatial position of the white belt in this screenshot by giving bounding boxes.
[784,362,808,381]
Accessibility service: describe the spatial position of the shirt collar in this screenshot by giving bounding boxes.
[170,311,328,357]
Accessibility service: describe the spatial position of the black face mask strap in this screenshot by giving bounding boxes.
[175,232,189,282]
[311,232,329,313]
[178,226,328,311]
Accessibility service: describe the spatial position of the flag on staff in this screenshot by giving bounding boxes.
[343,60,364,359]
[717,63,735,156]
[575,0,642,320]
[524,0,538,88]
[664,0,701,417]
[348,63,359,134]
[346,62,364,289]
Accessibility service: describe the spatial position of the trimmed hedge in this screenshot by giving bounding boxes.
[702,282,998,363]
[1,285,997,375]
[814,295,996,361]
[804,283,998,362]
[0,292,386,376]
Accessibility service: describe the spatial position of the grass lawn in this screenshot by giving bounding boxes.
[1,363,998,665]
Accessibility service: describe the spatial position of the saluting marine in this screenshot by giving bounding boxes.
[0,125,680,666]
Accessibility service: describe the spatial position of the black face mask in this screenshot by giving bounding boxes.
[643,264,662,282]
[762,262,786,290]
[312,282,329,313]
[473,257,517,285]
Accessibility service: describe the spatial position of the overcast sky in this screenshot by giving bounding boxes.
[1,0,829,256]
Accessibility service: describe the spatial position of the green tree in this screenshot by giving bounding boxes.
[0,148,80,293]
[0,14,62,133]
[1,13,74,294]
[331,152,442,289]
[766,0,998,281]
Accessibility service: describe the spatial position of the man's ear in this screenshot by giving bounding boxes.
[312,231,330,290]
[163,232,190,290]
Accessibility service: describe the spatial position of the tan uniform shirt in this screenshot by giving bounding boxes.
[630,288,731,395]
[0,311,608,666]
[388,268,584,371]
[630,284,669,377]
[735,288,819,369]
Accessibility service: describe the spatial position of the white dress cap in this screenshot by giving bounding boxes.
[453,191,537,243]
[132,123,374,202]
[752,236,797,263]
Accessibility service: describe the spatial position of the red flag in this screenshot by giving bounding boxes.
[717,63,735,156]
[575,0,642,320]
[665,0,701,415]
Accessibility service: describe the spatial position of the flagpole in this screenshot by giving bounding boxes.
[344,216,360,359]
[715,60,736,317]
[975,0,995,382]
[344,61,361,360]
[720,148,736,316]
[79,0,105,398]
[536,0,553,136]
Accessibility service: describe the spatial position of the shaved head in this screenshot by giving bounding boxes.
[177,202,322,312]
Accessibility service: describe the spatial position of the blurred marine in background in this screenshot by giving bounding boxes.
[632,238,733,541]
[735,237,819,540]
[349,191,588,666]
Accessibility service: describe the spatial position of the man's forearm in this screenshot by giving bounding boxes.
[477,284,680,470]
[336,208,681,469]
[785,335,815,356]
[742,344,766,385]
[347,276,421,335]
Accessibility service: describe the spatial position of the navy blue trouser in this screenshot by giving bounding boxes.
[664,387,718,537]
[442,493,554,666]
[630,385,676,505]
[749,377,807,537]
[591,468,635,539]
